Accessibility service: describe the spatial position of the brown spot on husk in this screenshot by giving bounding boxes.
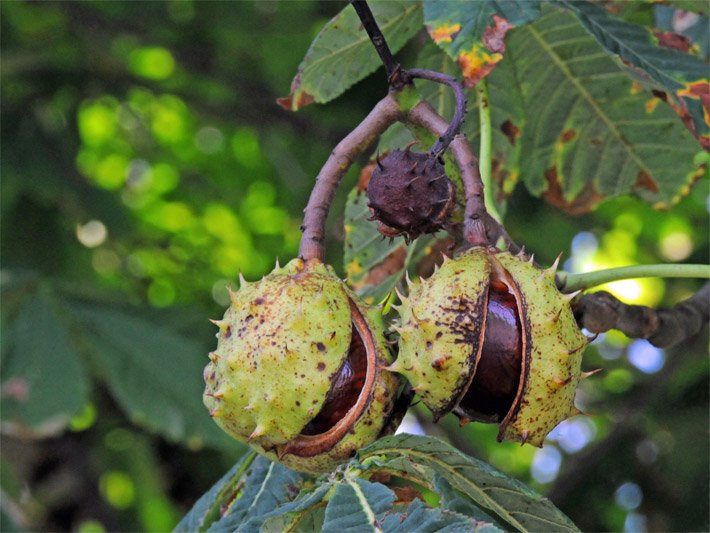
[279,299,378,458]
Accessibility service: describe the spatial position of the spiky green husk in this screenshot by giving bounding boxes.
[494,252,586,446]
[203,258,402,473]
[392,248,587,447]
[263,305,400,473]
[203,258,352,447]
[389,249,490,419]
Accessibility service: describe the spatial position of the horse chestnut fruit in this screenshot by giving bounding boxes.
[389,247,588,446]
[203,258,403,473]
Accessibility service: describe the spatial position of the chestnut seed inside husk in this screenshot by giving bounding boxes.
[457,279,522,422]
[300,323,367,435]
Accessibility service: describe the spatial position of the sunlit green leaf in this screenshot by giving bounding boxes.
[489,6,703,213]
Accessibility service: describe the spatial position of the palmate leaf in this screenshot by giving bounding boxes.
[0,286,88,436]
[423,0,542,86]
[205,456,306,532]
[557,0,710,143]
[358,434,579,532]
[68,302,236,451]
[322,478,395,532]
[278,0,422,111]
[174,452,257,532]
[487,6,703,213]
[378,498,503,532]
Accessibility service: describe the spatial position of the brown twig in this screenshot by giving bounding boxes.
[573,283,710,348]
[407,69,467,157]
[298,94,403,261]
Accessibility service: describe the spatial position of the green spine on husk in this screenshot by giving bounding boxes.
[203,258,402,473]
[388,248,490,420]
[494,252,587,446]
[203,258,351,446]
[391,247,587,447]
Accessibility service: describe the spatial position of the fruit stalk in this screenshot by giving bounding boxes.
[299,94,403,261]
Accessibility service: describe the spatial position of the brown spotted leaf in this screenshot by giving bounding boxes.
[423,0,541,86]
[278,1,421,111]
[470,6,705,213]
[557,0,710,146]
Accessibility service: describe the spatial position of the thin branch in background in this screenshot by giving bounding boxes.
[573,282,709,348]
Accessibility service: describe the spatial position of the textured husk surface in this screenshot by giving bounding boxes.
[203,259,352,447]
[392,248,490,419]
[495,252,587,446]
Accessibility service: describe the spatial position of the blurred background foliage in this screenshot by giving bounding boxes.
[0,1,707,532]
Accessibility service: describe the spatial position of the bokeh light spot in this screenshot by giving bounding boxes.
[231,127,261,168]
[69,402,97,432]
[395,412,426,436]
[659,231,693,261]
[148,278,176,307]
[548,417,597,453]
[624,512,648,533]
[77,520,106,533]
[531,446,562,484]
[635,439,660,464]
[78,101,117,146]
[195,126,224,154]
[99,471,135,509]
[152,163,180,194]
[95,154,129,190]
[77,220,108,248]
[615,481,643,510]
[603,368,634,393]
[627,340,665,374]
[128,47,175,80]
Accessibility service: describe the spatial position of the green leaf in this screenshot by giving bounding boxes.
[245,482,332,533]
[359,434,579,533]
[206,456,306,532]
[1,286,88,436]
[278,1,422,111]
[322,478,395,533]
[423,0,541,85]
[174,452,257,533]
[488,6,703,213]
[378,498,503,532]
[433,475,505,527]
[68,302,236,450]
[557,0,709,142]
